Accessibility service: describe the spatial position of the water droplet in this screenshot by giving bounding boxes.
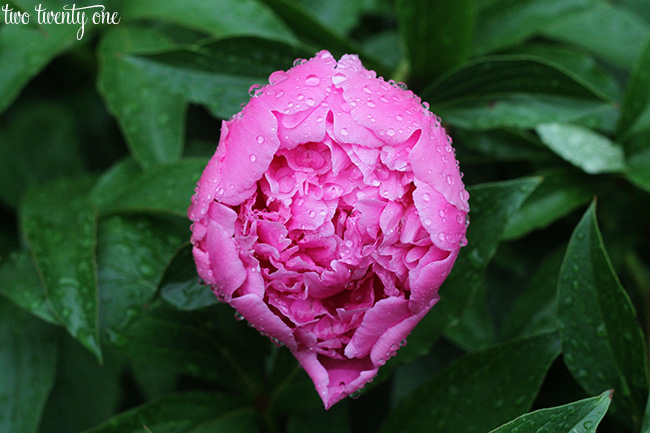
[305,74,320,86]
[422,193,431,201]
[332,73,347,85]
[256,135,264,144]
[386,128,395,136]
[446,175,453,185]
[249,154,257,162]
[249,84,262,97]
[341,128,349,136]
[306,98,315,107]
[275,90,284,99]
[396,115,403,122]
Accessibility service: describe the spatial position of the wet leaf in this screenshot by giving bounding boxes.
[558,202,649,427]
[618,33,650,138]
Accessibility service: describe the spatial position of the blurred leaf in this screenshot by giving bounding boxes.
[474,0,591,55]
[297,0,369,36]
[503,168,595,240]
[396,0,476,85]
[83,391,258,433]
[536,124,626,174]
[130,361,178,401]
[457,129,553,163]
[287,403,350,433]
[20,177,101,360]
[90,158,143,211]
[444,282,495,351]
[98,215,186,333]
[499,248,564,341]
[618,33,650,138]
[397,177,541,362]
[627,146,650,193]
[101,158,207,217]
[643,389,650,433]
[488,390,612,433]
[558,202,649,427]
[379,333,560,433]
[423,56,617,131]
[0,298,58,433]
[121,0,296,42]
[160,246,219,311]
[40,334,122,433]
[540,0,650,68]
[125,37,311,119]
[0,102,84,208]
[98,26,187,169]
[0,251,60,325]
[0,0,92,114]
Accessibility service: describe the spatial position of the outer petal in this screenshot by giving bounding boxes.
[230,294,297,350]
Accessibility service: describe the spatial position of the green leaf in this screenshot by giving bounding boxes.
[379,333,561,433]
[39,334,122,433]
[443,282,496,351]
[397,177,541,362]
[488,390,612,433]
[121,0,296,43]
[160,246,219,311]
[627,146,650,193]
[540,0,650,68]
[82,392,258,433]
[396,0,476,85]
[296,0,369,36]
[98,215,187,333]
[90,158,143,212]
[499,248,564,341]
[642,389,650,433]
[474,0,591,55]
[0,102,84,208]
[618,33,650,137]
[125,37,311,119]
[20,177,101,360]
[558,202,649,427]
[0,298,59,433]
[0,251,60,325]
[101,158,208,217]
[536,123,626,174]
[0,0,92,114]
[503,168,595,240]
[98,26,187,169]
[287,403,350,433]
[423,56,616,131]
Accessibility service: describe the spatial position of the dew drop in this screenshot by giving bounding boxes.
[349,390,361,399]
[446,175,454,185]
[423,193,431,202]
[305,74,320,86]
[306,98,315,107]
[367,101,376,108]
[341,128,349,136]
[256,135,264,144]
[386,128,395,136]
[332,73,347,85]
[275,90,284,99]
[396,114,403,122]
[234,312,245,321]
[249,154,257,162]
[363,86,373,94]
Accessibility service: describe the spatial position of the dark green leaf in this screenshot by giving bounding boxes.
[0,298,58,433]
[82,391,258,433]
[423,56,616,131]
[40,334,122,433]
[0,0,93,114]
[0,102,84,208]
[457,129,553,163]
[90,158,143,212]
[536,123,626,174]
[642,389,650,433]
[503,168,595,240]
[558,202,649,427]
[98,26,187,169]
[101,158,208,217]
[474,0,591,55]
[396,0,476,85]
[443,282,496,351]
[618,33,650,137]
[160,246,219,311]
[627,146,650,193]
[379,333,560,433]
[287,403,350,433]
[98,216,187,333]
[121,0,296,42]
[397,177,541,362]
[540,0,650,68]
[297,0,369,36]
[20,177,101,360]
[126,37,311,119]
[488,390,612,433]
[499,249,564,341]
[0,251,60,325]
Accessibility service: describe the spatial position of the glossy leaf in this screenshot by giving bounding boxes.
[125,37,311,119]
[20,177,101,360]
[98,216,187,333]
[397,177,541,361]
[488,390,612,433]
[98,26,187,169]
[90,158,143,213]
[83,392,258,433]
[0,298,59,433]
[101,158,208,217]
[160,246,219,311]
[558,202,649,427]
[503,168,595,240]
[379,333,561,433]
[474,0,590,55]
[540,0,650,68]
[0,0,91,114]
[618,33,650,137]
[423,56,616,130]
[627,146,650,193]
[396,0,476,85]
[536,124,626,174]
[0,102,84,208]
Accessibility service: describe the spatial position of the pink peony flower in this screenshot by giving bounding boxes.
[188,51,469,409]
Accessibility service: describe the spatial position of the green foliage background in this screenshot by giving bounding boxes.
[1,0,650,432]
